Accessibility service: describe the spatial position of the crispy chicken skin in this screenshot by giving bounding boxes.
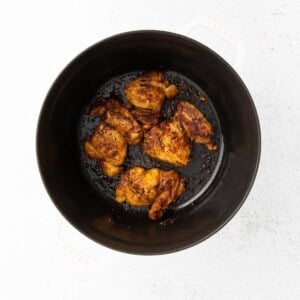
[89,97,143,145]
[83,123,127,176]
[149,169,185,220]
[116,167,185,220]
[175,101,217,150]
[143,117,191,166]
[124,71,178,112]
[143,101,216,166]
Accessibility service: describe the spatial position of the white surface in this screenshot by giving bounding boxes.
[0,1,299,299]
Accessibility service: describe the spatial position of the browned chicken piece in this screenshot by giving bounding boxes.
[124,71,178,112]
[83,123,127,176]
[175,101,217,150]
[131,108,160,130]
[89,97,143,145]
[116,167,160,206]
[149,169,185,220]
[116,167,185,220]
[143,117,191,166]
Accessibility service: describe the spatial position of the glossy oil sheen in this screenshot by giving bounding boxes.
[37,31,260,254]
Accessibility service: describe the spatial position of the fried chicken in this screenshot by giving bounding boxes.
[143,100,216,166]
[89,97,143,145]
[83,123,127,176]
[115,167,185,220]
[143,117,191,166]
[148,169,185,220]
[124,71,178,112]
[175,101,217,150]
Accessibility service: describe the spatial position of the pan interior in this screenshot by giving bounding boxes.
[37,31,260,254]
[78,70,224,219]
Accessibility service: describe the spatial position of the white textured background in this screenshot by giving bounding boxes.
[0,0,299,299]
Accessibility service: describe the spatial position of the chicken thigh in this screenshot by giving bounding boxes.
[124,71,178,112]
[175,101,217,150]
[116,167,185,220]
[143,117,191,166]
[83,123,127,176]
[149,168,185,220]
[89,97,143,145]
[143,101,216,166]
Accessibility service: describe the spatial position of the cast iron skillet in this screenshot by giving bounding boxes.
[37,30,260,254]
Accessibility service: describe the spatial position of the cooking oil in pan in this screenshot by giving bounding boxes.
[78,71,223,216]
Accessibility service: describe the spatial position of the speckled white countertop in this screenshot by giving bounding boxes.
[1,0,299,299]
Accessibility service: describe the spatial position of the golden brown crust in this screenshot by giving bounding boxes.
[124,71,178,112]
[116,167,160,206]
[89,97,143,145]
[175,101,217,150]
[83,123,127,176]
[101,161,123,177]
[142,100,216,166]
[143,118,191,166]
[148,170,185,220]
[115,167,185,220]
[165,84,178,99]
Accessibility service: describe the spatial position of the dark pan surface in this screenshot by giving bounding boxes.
[79,71,223,217]
[37,30,260,254]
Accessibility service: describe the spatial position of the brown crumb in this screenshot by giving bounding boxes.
[198,95,207,102]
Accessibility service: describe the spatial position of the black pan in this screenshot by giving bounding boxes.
[37,30,260,254]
